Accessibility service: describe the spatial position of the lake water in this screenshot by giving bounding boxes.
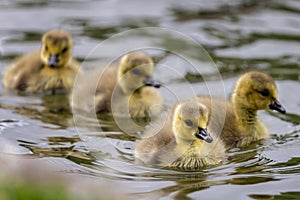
[0,0,300,199]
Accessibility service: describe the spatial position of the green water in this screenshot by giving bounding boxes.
[0,0,300,199]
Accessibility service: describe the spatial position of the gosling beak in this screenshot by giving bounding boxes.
[195,127,213,143]
[48,54,59,68]
[269,98,286,114]
[143,76,161,88]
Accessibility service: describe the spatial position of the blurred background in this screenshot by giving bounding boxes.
[0,0,300,199]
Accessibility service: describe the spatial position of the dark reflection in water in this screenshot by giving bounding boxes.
[270,112,300,125]
[230,176,279,185]
[21,143,75,158]
[4,31,43,43]
[13,1,49,8]
[266,157,300,175]
[133,180,220,200]
[82,19,159,40]
[250,192,300,200]
[19,136,81,158]
[170,0,272,21]
[0,93,73,129]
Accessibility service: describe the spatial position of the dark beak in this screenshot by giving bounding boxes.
[143,76,161,88]
[195,127,213,143]
[269,98,286,114]
[48,54,59,68]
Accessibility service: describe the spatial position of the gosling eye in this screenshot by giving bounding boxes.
[131,69,142,75]
[259,89,269,97]
[62,47,68,53]
[45,45,49,51]
[184,120,194,127]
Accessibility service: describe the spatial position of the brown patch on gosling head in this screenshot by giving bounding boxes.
[42,29,72,45]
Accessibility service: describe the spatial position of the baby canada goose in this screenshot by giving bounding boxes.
[197,71,286,149]
[3,29,80,92]
[135,101,225,170]
[83,52,163,118]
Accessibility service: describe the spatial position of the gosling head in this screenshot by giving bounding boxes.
[117,52,161,94]
[173,101,213,144]
[233,71,286,114]
[40,29,73,68]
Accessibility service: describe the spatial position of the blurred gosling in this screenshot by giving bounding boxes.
[71,52,163,119]
[135,100,225,170]
[3,29,80,92]
[197,71,286,149]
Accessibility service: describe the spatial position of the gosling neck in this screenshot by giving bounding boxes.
[175,136,203,152]
[233,96,268,139]
[232,94,261,133]
[234,104,258,127]
[118,84,143,95]
[117,81,132,94]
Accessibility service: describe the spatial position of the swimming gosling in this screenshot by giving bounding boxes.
[197,71,286,149]
[135,101,225,170]
[72,52,163,119]
[3,29,80,92]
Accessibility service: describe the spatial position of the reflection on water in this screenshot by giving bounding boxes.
[0,0,300,199]
[250,192,300,200]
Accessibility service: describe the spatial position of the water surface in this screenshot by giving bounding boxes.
[0,0,300,199]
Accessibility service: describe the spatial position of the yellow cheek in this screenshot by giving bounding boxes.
[271,90,278,99]
[198,120,207,129]
[255,96,273,109]
[41,50,49,61]
[197,113,208,128]
[146,69,153,76]
[141,65,153,75]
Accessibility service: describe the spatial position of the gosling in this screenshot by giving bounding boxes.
[3,29,80,92]
[72,52,163,119]
[197,71,286,149]
[135,101,225,170]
